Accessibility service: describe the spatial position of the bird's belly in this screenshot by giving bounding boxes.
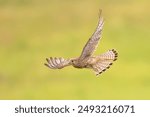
[73,63,88,68]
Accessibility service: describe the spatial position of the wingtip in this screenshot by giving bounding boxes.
[99,9,102,15]
[98,9,103,19]
[44,63,49,67]
[46,58,49,62]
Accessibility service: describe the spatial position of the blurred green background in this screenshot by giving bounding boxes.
[0,0,150,99]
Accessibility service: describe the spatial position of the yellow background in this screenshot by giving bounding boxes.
[0,0,150,99]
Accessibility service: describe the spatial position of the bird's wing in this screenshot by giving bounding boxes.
[79,10,104,60]
[44,57,71,69]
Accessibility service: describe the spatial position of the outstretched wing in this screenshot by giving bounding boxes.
[44,57,71,69]
[92,49,118,76]
[79,10,104,60]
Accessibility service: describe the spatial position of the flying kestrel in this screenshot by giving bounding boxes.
[44,10,118,76]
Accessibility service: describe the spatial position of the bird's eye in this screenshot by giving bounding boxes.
[71,60,74,63]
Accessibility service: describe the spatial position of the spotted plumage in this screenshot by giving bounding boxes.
[45,10,118,76]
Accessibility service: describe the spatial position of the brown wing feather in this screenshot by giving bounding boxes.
[79,10,104,60]
[44,57,71,69]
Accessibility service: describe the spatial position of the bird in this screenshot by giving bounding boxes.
[44,10,118,76]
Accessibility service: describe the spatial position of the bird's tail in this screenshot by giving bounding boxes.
[92,49,118,76]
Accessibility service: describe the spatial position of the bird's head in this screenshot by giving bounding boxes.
[70,58,78,65]
[70,58,83,68]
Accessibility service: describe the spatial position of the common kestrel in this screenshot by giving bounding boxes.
[44,10,118,76]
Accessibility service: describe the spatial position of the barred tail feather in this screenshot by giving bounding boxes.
[99,49,118,61]
[92,49,118,76]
